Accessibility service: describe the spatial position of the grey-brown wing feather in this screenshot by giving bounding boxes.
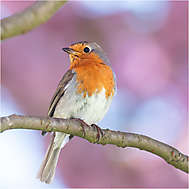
[42,69,75,135]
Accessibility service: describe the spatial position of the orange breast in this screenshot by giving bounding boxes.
[71,61,115,98]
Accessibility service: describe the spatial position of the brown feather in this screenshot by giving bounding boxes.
[48,69,75,117]
[41,70,75,135]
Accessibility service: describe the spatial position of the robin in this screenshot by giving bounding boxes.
[37,41,116,184]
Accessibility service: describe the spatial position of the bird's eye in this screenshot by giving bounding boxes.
[83,47,91,53]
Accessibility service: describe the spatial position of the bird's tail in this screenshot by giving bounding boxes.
[37,132,69,184]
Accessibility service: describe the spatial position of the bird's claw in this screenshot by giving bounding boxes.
[91,124,104,142]
[71,118,89,136]
[70,118,103,140]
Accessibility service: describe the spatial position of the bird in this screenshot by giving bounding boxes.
[37,41,116,184]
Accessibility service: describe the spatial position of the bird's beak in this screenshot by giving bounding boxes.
[62,48,76,55]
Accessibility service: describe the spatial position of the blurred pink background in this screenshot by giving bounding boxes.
[1,1,188,188]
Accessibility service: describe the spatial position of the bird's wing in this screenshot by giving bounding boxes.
[41,69,75,136]
[48,69,75,117]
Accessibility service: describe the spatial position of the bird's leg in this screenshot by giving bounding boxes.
[91,124,104,142]
[70,118,90,136]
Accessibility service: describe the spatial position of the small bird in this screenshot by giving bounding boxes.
[37,41,116,184]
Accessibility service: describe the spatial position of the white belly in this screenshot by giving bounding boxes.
[53,75,113,125]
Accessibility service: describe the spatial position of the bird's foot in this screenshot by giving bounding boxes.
[91,124,104,142]
[70,118,89,136]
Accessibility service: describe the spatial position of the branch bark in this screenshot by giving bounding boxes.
[0,114,188,173]
[1,0,67,40]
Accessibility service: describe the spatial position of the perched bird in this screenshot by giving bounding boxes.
[37,41,116,184]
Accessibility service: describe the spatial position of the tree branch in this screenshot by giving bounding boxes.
[1,0,67,40]
[0,114,188,173]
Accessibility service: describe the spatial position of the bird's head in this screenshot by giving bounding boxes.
[62,41,110,68]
